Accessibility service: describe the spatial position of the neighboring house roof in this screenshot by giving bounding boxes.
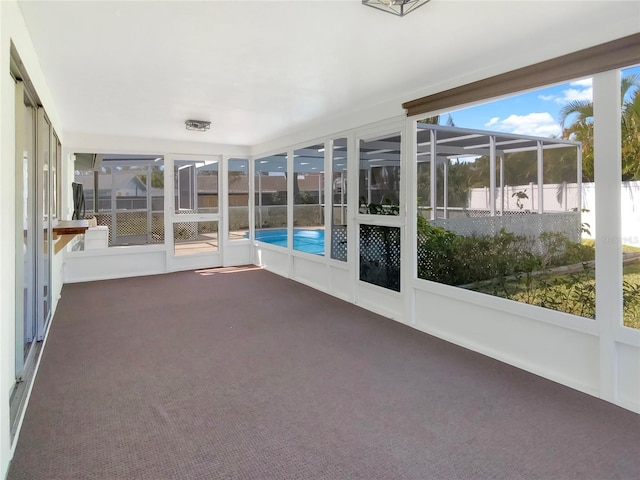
[74,172,163,196]
[225,175,325,194]
[75,172,325,196]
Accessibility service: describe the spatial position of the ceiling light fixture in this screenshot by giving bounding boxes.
[185,119,211,132]
[362,0,431,17]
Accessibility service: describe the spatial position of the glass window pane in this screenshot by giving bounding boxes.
[228,158,249,241]
[174,159,218,214]
[255,153,288,247]
[173,221,218,256]
[74,169,94,213]
[37,110,51,328]
[359,133,401,215]
[293,143,324,255]
[75,154,164,247]
[331,137,348,262]
[621,65,640,329]
[416,79,594,319]
[97,164,112,212]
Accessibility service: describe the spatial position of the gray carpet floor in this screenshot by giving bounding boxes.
[8,267,640,479]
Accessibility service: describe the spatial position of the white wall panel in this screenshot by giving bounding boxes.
[64,248,166,283]
[223,243,252,267]
[356,283,406,324]
[254,246,289,278]
[617,343,640,412]
[414,289,600,396]
[292,255,328,292]
[329,265,352,302]
[169,254,221,273]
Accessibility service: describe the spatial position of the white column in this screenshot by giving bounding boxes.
[248,157,255,243]
[340,170,345,224]
[110,167,117,243]
[537,141,544,214]
[323,140,331,258]
[192,165,197,213]
[430,129,437,220]
[443,160,449,219]
[499,155,505,215]
[146,165,152,243]
[593,70,622,403]
[258,172,263,229]
[489,136,496,216]
[220,156,229,249]
[287,152,293,256]
[405,120,418,325]
[164,154,175,271]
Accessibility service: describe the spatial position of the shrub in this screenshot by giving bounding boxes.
[417,220,460,284]
[417,223,540,288]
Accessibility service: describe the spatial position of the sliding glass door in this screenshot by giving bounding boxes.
[15,82,37,376]
[36,108,52,339]
[14,87,54,378]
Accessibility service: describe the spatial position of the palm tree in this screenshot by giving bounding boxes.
[559,73,640,181]
[622,83,640,180]
[559,74,639,128]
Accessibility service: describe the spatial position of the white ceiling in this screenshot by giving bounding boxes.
[17,0,640,147]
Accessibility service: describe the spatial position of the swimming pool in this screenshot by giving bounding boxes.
[253,228,325,255]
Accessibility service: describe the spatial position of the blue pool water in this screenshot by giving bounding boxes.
[253,228,325,255]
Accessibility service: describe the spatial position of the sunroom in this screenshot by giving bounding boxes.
[2,0,640,478]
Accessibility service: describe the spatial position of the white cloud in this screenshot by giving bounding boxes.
[487,112,561,137]
[570,78,593,87]
[485,117,499,127]
[554,87,593,104]
[537,79,593,106]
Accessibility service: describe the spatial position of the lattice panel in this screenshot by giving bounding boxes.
[359,225,401,292]
[331,225,348,262]
[173,222,198,241]
[151,214,165,242]
[173,222,218,242]
[115,211,147,236]
[91,212,164,246]
[464,209,493,218]
[431,212,581,251]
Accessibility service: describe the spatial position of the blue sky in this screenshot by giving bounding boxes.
[447,65,640,137]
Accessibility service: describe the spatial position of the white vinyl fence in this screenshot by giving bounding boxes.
[468,181,640,247]
[582,182,640,247]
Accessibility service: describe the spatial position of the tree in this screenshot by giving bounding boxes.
[137,168,164,189]
[622,82,640,180]
[559,73,640,181]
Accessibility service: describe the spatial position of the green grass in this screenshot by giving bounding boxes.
[584,239,640,253]
[475,260,640,329]
[623,262,640,329]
